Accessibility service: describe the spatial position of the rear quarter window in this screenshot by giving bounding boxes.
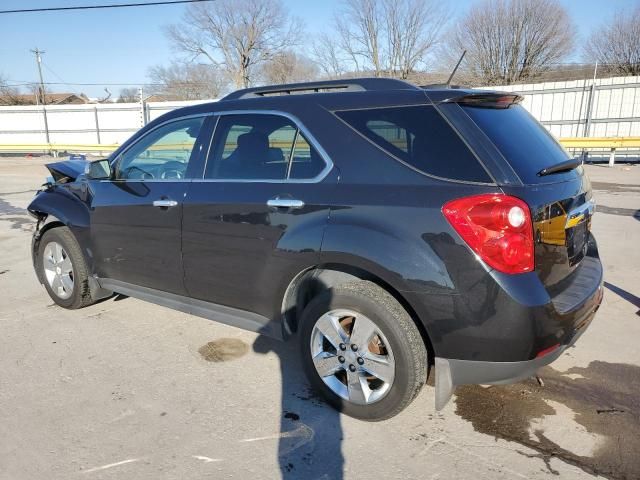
[335,105,491,183]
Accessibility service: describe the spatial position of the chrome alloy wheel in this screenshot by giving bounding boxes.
[310,309,396,405]
[43,241,74,300]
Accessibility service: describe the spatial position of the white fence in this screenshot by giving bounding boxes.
[482,75,640,138]
[0,75,639,148]
[0,99,212,146]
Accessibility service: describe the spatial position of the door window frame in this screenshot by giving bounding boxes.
[199,110,333,184]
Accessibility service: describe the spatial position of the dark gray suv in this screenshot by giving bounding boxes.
[28,78,603,420]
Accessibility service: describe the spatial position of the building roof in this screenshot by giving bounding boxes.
[0,92,90,106]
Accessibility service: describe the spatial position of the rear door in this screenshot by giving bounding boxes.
[182,112,334,319]
[90,115,210,294]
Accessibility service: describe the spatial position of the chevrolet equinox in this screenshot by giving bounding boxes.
[28,78,603,420]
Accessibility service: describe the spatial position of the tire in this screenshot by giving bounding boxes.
[299,280,429,421]
[36,226,96,309]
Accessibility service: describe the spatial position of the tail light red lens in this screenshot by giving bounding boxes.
[442,194,534,274]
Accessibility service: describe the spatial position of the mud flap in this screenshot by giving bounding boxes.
[435,357,455,410]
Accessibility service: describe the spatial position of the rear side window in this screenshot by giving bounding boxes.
[462,105,572,184]
[289,133,325,179]
[205,114,326,180]
[336,105,491,183]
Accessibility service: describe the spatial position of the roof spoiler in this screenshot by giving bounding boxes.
[220,78,420,101]
[442,92,524,109]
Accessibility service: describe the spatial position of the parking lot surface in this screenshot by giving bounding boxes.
[1,158,639,480]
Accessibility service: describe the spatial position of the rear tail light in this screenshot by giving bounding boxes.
[442,194,534,274]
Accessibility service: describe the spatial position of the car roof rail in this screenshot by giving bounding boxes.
[220,77,420,101]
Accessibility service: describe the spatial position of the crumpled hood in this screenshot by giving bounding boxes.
[45,159,88,183]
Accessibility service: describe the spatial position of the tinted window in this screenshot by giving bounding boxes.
[462,104,573,184]
[206,114,325,180]
[115,117,204,180]
[366,120,412,153]
[289,133,325,179]
[336,105,490,182]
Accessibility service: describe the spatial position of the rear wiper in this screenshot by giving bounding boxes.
[538,158,582,176]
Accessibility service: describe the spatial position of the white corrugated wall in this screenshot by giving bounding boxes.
[0,75,639,146]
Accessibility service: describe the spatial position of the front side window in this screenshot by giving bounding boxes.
[336,105,491,183]
[114,117,205,180]
[205,114,325,180]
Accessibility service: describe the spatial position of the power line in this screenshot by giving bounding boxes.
[6,80,152,87]
[41,62,75,91]
[5,80,213,87]
[0,0,214,15]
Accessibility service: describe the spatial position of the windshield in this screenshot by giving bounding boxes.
[462,104,578,184]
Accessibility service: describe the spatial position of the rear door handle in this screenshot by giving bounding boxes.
[153,199,178,208]
[267,197,305,209]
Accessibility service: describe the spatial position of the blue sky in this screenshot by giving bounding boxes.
[0,0,638,98]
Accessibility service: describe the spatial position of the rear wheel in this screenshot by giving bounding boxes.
[299,281,428,421]
[37,227,96,309]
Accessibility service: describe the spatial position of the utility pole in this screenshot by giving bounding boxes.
[138,86,146,126]
[31,48,51,144]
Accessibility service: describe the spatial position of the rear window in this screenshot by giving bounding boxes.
[462,104,573,184]
[336,105,491,183]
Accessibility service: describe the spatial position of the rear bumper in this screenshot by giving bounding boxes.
[434,283,602,410]
[412,233,603,364]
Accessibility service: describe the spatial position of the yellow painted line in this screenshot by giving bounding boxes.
[0,143,192,152]
[1,137,640,153]
[559,137,640,148]
[0,143,119,152]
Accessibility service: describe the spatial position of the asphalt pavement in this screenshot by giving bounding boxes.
[1,158,638,480]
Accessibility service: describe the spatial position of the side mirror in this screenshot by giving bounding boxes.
[85,159,112,180]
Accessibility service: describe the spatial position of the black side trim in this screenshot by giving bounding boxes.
[98,278,282,340]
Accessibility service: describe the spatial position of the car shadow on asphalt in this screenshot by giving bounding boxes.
[253,334,344,480]
[604,281,640,315]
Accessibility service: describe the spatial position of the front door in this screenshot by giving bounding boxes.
[90,115,209,295]
[182,112,334,318]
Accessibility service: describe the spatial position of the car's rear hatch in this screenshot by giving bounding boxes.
[450,95,600,308]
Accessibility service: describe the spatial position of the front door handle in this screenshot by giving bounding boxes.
[267,197,305,209]
[153,199,178,208]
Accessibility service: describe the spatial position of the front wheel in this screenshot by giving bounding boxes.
[299,281,429,421]
[37,226,97,309]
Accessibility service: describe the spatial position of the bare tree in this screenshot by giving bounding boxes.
[148,62,226,100]
[335,0,383,75]
[321,0,447,78]
[26,83,46,104]
[383,0,447,78]
[584,6,640,76]
[447,0,575,85]
[261,51,319,85]
[0,74,26,105]
[166,0,302,88]
[312,33,348,78]
[117,88,139,103]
